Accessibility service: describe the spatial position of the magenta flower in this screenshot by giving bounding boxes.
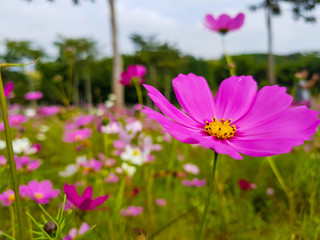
[25,91,43,100]
[120,206,143,217]
[183,163,200,175]
[155,198,166,206]
[4,81,14,98]
[0,114,26,131]
[104,173,119,183]
[63,128,92,143]
[0,189,15,206]
[15,155,41,172]
[143,74,320,160]
[19,180,60,204]
[238,179,256,191]
[79,158,103,174]
[203,13,245,34]
[74,115,95,128]
[39,106,59,116]
[120,64,146,86]
[0,155,7,166]
[63,184,109,210]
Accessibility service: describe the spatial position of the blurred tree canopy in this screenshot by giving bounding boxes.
[1,35,320,106]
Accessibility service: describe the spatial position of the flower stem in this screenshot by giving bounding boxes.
[0,67,25,240]
[196,151,218,240]
[221,36,236,76]
[133,80,143,110]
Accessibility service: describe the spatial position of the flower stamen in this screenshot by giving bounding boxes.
[204,117,236,139]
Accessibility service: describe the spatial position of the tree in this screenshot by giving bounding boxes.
[250,0,320,84]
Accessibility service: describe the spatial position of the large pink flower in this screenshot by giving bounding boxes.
[142,73,320,160]
[64,184,109,210]
[25,91,43,100]
[203,13,245,34]
[120,64,146,86]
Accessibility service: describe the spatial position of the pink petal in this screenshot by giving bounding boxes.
[203,14,219,31]
[217,14,232,29]
[64,184,81,205]
[143,84,200,127]
[229,13,245,30]
[214,76,257,121]
[172,73,215,123]
[81,186,93,199]
[142,107,202,144]
[89,194,110,209]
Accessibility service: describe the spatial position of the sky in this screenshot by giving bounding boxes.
[0,0,320,59]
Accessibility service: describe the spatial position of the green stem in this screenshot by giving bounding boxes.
[9,203,15,239]
[133,80,143,109]
[221,36,236,76]
[196,152,219,240]
[0,67,25,240]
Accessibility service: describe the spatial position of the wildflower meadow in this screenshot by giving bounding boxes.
[1,1,320,240]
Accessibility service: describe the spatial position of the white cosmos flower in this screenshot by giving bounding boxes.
[36,133,46,141]
[59,164,78,177]
[101,121,122,134]
[0,140,6,150]
[39,125,49,133]
[121,163,136,177]
[12,137,31,154]
[24,108,36,117]
[120,146,143,166]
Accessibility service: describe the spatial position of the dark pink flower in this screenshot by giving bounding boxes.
[143,74,320,160]
[238,179,256,191]
[120,65,146,86]
[25,91,43,100]
[0,155,7,166]
[63,184,109,211]
[20,180,60,204]
[203,13,245,34]
[4,81,14,98]
[0,189,15,206]
[63,128,92,143]
[0,114,26,131]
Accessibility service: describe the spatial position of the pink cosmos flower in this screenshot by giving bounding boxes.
[74,115,95,128]
[15,155,40,172]
[143,74,320,160]
[19,180,60,204]
[25,91,43,100]
[4,81,14,98]
[104,173,119,183]
[120,206,143,217]
[155,198,166,206]
[183,163,200,175]
[182,178,206,187]
[0,114,26,131]
[63,222,90,240]
[79,158,103,174]
[0,155,7,166]
[39,106,59,116]
[64,184,109,211]
[0,190,15,206]
[120,65,147,86]
[203,13,245,34]
[63,128,92,143]
[238,179,256,191]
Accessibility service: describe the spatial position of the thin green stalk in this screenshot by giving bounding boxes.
[133,80,143,110]
[267,157,295,226]
[9,203,15,239]
[196,152,219,240]
[221,36,236,76]
[0,67,25,240]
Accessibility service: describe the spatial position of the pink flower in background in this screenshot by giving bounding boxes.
[25,91,43,100]
[0,156,7,166]
[79,158,103,174]
[63,222,91,240]
[120,206,143,217]
[105,158,116,167]
[63,128,92,143]
[4,81,14,98]
[155,198,166,206]
[0,114,26,131]
[0,190,15,206]
[64,184,109,211]
[238,179,256,191]
[203,13,245,34]
[183,163,200,175]
[143,73,320,160]
[21,180,60,204]
[120,64,146,86]
[39,106,59,116]
[14,155,41,172]
[267,188,275,195]
[104,173,119,183]
[74,115,95,128]
[182,178,206,187]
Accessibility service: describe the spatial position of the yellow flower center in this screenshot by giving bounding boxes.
[74,135,83,141]
[133,149,140,156]
[34,193,43,200]
[8,194,15,202]
[204,117,236,139]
